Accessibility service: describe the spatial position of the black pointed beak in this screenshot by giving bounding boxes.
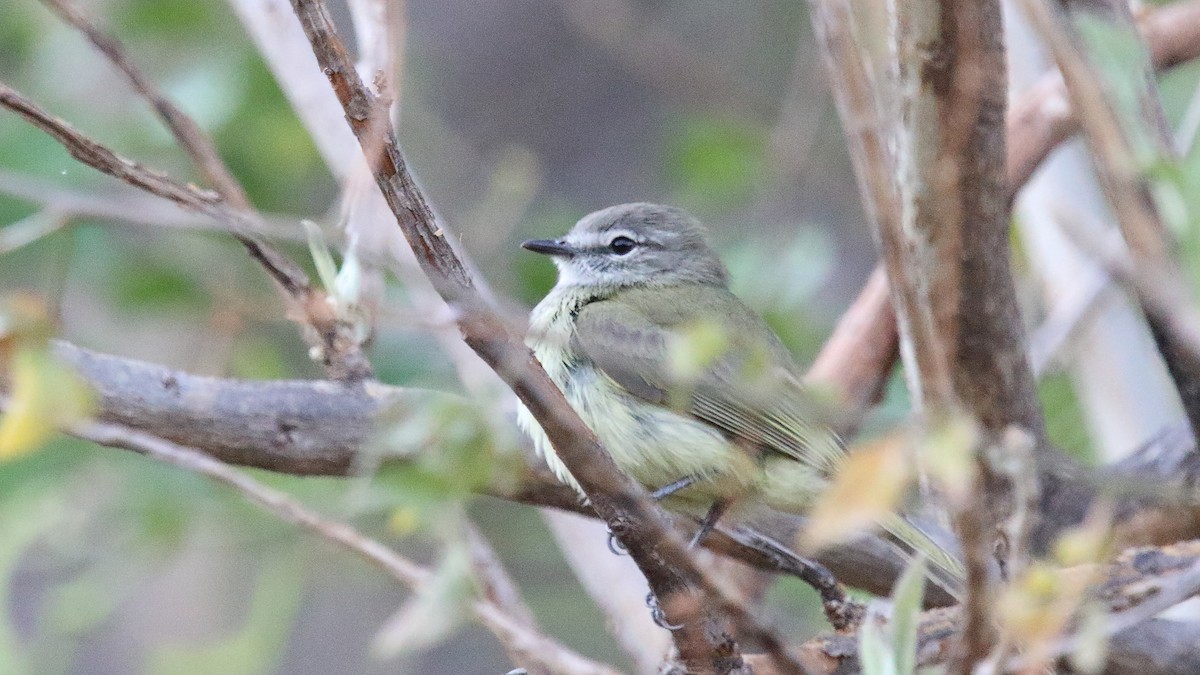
[521,239,575,257]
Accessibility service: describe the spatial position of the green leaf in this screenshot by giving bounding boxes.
[303,219,339,296]
[666,115,767,212]
[112,262,208,312]
[891,556,927,675]
[858,616,897,675]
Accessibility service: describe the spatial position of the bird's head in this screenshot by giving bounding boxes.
[521,203,729,291]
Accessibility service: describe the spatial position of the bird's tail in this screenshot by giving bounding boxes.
[881,514,965,602]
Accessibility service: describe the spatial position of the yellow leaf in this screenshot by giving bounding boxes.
[918,413,978,505]
[801,434,912,551]
[1053,503,1114,567]
[999,560,1101,663]
[0,346,94,461]
[388,506,422,536]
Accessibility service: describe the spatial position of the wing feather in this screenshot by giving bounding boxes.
[573,286,843,471]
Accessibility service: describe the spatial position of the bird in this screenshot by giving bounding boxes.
[515,203,962,594]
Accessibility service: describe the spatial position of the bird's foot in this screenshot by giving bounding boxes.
[646,591,683,630]
[607,529,628,556]
[688,499,730,549]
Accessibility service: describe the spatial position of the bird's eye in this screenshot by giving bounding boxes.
[609,236,637,255]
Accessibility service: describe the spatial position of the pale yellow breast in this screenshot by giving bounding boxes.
[516,287,758,501]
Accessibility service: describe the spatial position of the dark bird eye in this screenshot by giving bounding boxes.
[609,236,637,255]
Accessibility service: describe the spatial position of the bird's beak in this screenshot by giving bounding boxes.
[521,239,575,257]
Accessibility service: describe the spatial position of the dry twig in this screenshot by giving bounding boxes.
[69,420,619,675]
[1019,0,1200,443]
[30,0,372,381]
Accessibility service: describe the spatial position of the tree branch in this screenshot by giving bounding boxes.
[66,419,619,675]
[805,0,1200,443]
[283,1,816,671]
[0,81,371,380]
[888,1,1026,670]
[35,0,376,381]
[776,538,1200,675]
[1018,0,1200,446]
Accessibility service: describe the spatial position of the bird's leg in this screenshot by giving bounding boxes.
[688,499,730,549]
[607,474,699,555]
[650,475,697,501]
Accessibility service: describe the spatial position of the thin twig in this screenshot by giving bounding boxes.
[1019,0,1200,443]
[0,82,372,380]
[39,0,253,210]
[0,170,303,240]
[70,419,621,675]
[951,467,995,675]
[35,0,372,382]
[36,0,298,291]
[463,520,555,675]
[0,209,68,254]
[1055,213,1200,364]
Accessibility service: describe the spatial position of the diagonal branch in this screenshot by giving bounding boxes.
[30,0,371,381]
[1018,0,1200,451]
[39,0,254,211]
[0,81,372,380]
[70,419,619,675]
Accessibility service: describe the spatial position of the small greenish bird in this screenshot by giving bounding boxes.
[516,203,962,592]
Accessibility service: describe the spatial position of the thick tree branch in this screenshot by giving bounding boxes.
[888,1,1026,671]
[51,339,935,602]
[58,338,1200,600]
[806,0,1200,440]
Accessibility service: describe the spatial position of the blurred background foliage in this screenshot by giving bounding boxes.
[2,0,1199,673]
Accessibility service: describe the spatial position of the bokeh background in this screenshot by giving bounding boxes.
[2,0,1199,673]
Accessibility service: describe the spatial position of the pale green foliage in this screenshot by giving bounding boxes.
[372,539,474,659]
[366,394,524,529]
[1075,13,1200,294]
[1069,601,1109,674]
[858,556,927,675]
[149,556,306,675]
[304,219,340,298]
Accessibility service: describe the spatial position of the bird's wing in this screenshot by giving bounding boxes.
[573,286,843,471]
